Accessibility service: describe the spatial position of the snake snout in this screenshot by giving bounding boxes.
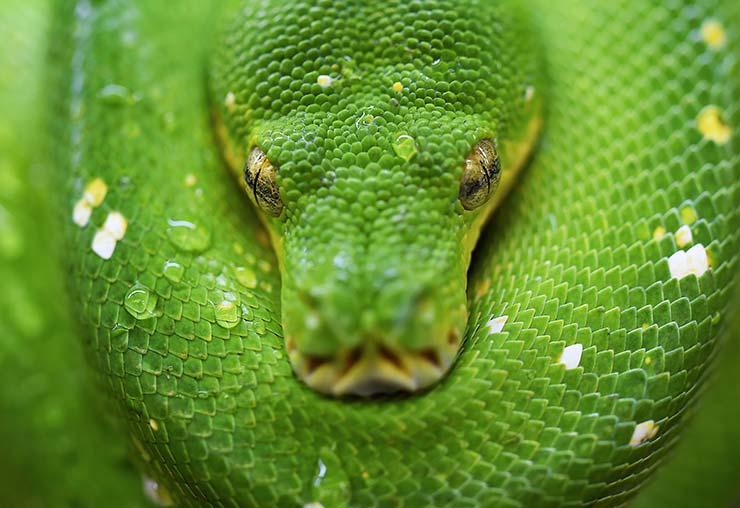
[283,276,467,396]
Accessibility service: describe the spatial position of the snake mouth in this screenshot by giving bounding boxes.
[286,331,461,397]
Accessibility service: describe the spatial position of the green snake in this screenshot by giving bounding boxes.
[1,0,739,507]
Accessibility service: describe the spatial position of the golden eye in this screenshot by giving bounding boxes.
[459,138,500,210]
[244,146,283,217]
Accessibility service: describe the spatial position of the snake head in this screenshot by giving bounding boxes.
[212,0,541,396]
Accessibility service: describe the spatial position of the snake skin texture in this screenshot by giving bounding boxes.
[1,0,737,507]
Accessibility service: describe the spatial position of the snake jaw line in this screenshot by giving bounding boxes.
[287,338,459,397]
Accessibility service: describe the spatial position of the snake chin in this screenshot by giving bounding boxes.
[286,333,461,397]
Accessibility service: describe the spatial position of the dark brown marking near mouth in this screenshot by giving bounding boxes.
[420,348,441,369]
[305,354,329,375]
[378,345,405,371]
[447,330,461,346]
[339,347,363,376]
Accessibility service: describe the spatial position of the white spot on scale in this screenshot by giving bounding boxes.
[697,105,731,144]
[652,226,666,241]
[73,199,93,226]
[72,178,108,227]
[83,178,107,206]
[701,19,726,49]
[558,344,583,370]
[92,211,128,259]
[104,211,128,240]
[524,85,535,102]
[485,315,508,334]
[317,75,333,87]
[224,91,236,111]
[630,420,659,447]
[92,229,116,259]
[675,224,693,248]
[668,243,709,279]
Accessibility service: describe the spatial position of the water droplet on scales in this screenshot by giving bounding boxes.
[142,475,174,506]
[166,218,211,253]
[393,134,418,161]
[215,299,242,329]
[234,266,257,288]
[306,448,350,508]
[98,83,137,106]
[124,284,160,320]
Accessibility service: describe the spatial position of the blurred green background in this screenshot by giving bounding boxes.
[0,0,737,506]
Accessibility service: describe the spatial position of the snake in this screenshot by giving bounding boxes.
[1,0,738,507]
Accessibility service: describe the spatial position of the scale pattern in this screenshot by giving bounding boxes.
[46,1,739,507]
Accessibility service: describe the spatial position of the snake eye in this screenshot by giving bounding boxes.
[244,146,283,217]
[459,138,500,210]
